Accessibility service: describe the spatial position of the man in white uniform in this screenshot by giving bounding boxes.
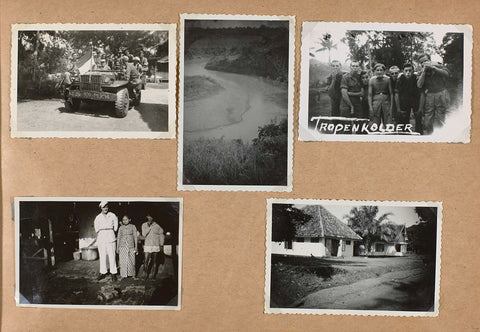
[94,201,118,281]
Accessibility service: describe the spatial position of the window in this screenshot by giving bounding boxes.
[296,237,304,242]
[346,240,351,245]
[375,243,385,252]
[284,240,292,249]
[311,237,320,243]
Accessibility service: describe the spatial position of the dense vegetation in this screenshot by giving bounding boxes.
[186,26,289,82]
[184,75,224,102]
[17,30,168,99]
[183,119,288,185]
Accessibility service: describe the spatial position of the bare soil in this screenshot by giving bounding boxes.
[270,254,435,311]
[16,83,168,132]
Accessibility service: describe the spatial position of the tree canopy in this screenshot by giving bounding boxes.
[271,204,312,242]
[407,207,438,256]
[344,206,394,252]
[17,29,168,98]
[341,30,437,70]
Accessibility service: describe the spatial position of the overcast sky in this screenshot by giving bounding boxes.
[295,204,421,227]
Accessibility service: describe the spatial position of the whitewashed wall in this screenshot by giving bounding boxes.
[271,238,326,257]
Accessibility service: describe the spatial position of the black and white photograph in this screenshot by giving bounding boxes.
[178,14,294,191]
[299,22,472,142]
[265,199,442,316]
[11,24,176,138]
[15,197,182,309]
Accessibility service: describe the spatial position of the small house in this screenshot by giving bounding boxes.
[272,205,362,258]
[369,224,408,256]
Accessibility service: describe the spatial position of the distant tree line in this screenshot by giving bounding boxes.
[186,26,290,82]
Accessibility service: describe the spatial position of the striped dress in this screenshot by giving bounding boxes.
[117,223,137,277]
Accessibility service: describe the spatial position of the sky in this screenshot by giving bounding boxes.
[308,27,450,65]
[294,204,421,227]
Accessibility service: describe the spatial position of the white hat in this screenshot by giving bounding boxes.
[99,201,108,208]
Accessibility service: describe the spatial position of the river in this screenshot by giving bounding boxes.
[183,60,288,141]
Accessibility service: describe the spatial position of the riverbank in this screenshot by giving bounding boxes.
[184,59,288,140]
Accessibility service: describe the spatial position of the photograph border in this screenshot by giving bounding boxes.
[177,13,295,192]
[298,21,473,143]
[14,196,183,310]
[264,198,443,316]
[10,23,177,139]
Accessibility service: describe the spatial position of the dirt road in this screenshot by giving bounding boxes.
[16,84,169,133]
[297,267,435,311]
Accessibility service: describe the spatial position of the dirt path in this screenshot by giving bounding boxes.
[296,267,434,311]
[16,84,168,133]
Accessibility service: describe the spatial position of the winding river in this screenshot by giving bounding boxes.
[184,60,288,141]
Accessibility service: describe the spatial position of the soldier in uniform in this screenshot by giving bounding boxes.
[368,63,394,126]
[417,53,450,135]
[339,61,363,118]
[395,62,422,133]
[324,60,345,117]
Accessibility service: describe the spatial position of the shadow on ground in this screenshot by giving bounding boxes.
[136,103,168,131]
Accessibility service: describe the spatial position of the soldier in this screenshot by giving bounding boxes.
[388,65,400,121]
[395,62,422,133]
[417,53,450,135]
[139,51,149,72]
[368,63,394,126]
[339,61,363,118]
[122,55,140,83]
[324,60,345,116]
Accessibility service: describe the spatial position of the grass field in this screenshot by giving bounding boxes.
[183,135,287,186]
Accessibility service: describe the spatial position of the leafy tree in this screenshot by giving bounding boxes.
[342,30,437,70]
[344,206,393,252]
[440,33,463,85]
[407,207,438,256]
[271,204,312,242]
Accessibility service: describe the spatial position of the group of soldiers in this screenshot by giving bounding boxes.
[321,54,450,135]
[63,50,149,86]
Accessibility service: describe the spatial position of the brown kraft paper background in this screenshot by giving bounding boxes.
[1,0,479,331]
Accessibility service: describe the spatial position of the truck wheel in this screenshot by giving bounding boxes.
[132,91,141,107]
[65,98,80,112]
[114,88,129,118]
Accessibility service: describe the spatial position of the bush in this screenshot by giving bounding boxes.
[183,119,288,185]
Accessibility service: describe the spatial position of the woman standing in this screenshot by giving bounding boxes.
[368,63,394,126]
[116,215,138,279]
[142,213,164,280]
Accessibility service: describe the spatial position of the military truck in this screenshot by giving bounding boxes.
[64,69,142,118]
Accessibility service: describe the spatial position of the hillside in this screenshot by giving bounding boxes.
[185,26,289,82]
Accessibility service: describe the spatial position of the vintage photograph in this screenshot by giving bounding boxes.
[299,22,472,142]
[15,197,182,309]
[11,24,176,138]
[178,14,294,191]
[265,199,442,316]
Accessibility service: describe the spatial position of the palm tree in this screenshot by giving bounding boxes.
[313,33,337,63]
[344,206,392,254]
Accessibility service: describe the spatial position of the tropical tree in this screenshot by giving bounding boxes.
[344,206,393,253]
[311,33,337,63]
[271,204,311,242]
[407,207,438,256]
[342,30,437,69]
